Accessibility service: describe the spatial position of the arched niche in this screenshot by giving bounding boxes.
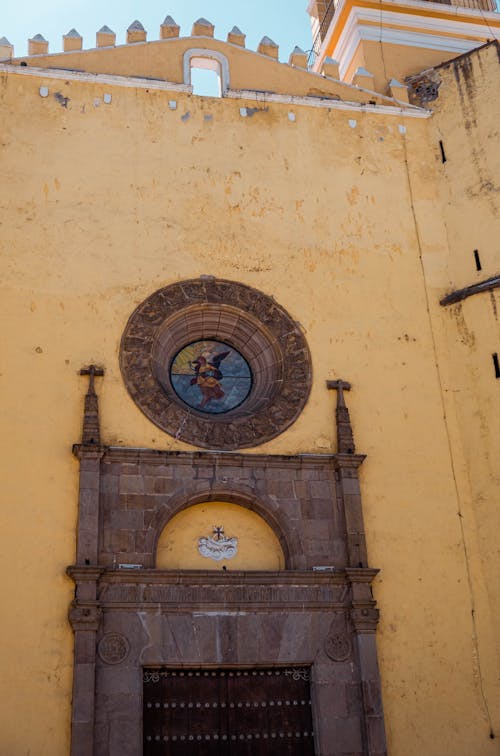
[156,501,285,571]
[183,48,230,95]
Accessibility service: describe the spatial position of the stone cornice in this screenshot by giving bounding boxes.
[67,566,106,582]
[72,444,106,460]
[100,446,347,467]
[333,453,366,469]
[345,567,380,582]
[98,567,348,585]
[96,569,351,612]
[85,568,382,613]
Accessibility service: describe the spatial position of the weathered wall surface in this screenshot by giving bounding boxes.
[411,39,500,751]
[0,40,498,755]
[11,36,391,104]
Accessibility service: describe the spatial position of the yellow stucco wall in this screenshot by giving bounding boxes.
[11,35,391,105]
[411,40,500,750]
[0,36,498,756]
[355,40,466,93]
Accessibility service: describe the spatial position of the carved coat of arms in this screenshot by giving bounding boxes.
[198,526,238,562]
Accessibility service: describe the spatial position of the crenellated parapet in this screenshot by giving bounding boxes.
[2,15,294,63]
[0,14,426,106]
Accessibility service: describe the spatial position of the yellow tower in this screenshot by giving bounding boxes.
[308,0,500,91]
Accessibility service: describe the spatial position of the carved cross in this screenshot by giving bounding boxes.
[80,364,105,395]
[80,365,104,446]
[326,379,355,454]
[327,379,351,406]
[213,526,225,541]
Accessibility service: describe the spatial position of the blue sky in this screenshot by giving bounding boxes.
[1,1,314,62]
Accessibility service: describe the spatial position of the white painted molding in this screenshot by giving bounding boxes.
[0,63,193,93]
[183,47,230,93]
[0,63,430,117]
[225,88,430,117]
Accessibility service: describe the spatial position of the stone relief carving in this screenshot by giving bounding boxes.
[68,601,102,632]
[98,633,130,665]
[198,526,238,561]
[324,611,353,662]
[325,633,352,662]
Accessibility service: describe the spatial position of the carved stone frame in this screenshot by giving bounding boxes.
[119,278,312,450]
[68,368,387,755]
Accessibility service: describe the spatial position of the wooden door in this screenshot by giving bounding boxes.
[143,667,315,755]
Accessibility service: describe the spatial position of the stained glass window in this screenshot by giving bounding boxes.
[170,340,252,414]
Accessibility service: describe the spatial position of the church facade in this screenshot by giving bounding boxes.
[1,4,499,755]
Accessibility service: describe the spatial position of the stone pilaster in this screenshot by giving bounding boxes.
[328,380,368,567]
[335,454,368,567]
[67,567,104,756]
[73,450,103,565]
[326,379,355,454]
[73,366,105,565]
[347,568,387,756]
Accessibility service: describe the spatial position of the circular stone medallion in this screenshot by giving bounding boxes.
[324,633,352,663]
[98,633,130,665]
[120,278,312,450]
[170,340,252,414]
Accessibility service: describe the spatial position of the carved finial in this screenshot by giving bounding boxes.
[227,26,245,47]
[289,46,308,68]
[192,18,214,37]
[258,36,279,59]
[352,67,375,89]
[0,36,13,60]
[160,15,180,39]
[322,57,340,79]
[127,20,146,44]
[127,20,145,31]
[388,78,409,103]
[63,28,82,52]
[80,365,104,445]
[28,34,48,55]
[326,380,355,454]
[96,26,116,47]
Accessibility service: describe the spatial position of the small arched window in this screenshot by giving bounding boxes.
[183,49,230,97]
[191,66,221,97]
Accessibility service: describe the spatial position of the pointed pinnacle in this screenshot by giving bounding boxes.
[127,20,145,31]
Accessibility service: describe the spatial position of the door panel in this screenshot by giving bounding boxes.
[143,667,315,755]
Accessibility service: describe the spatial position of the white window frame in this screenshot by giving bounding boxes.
[183,48,230,96]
